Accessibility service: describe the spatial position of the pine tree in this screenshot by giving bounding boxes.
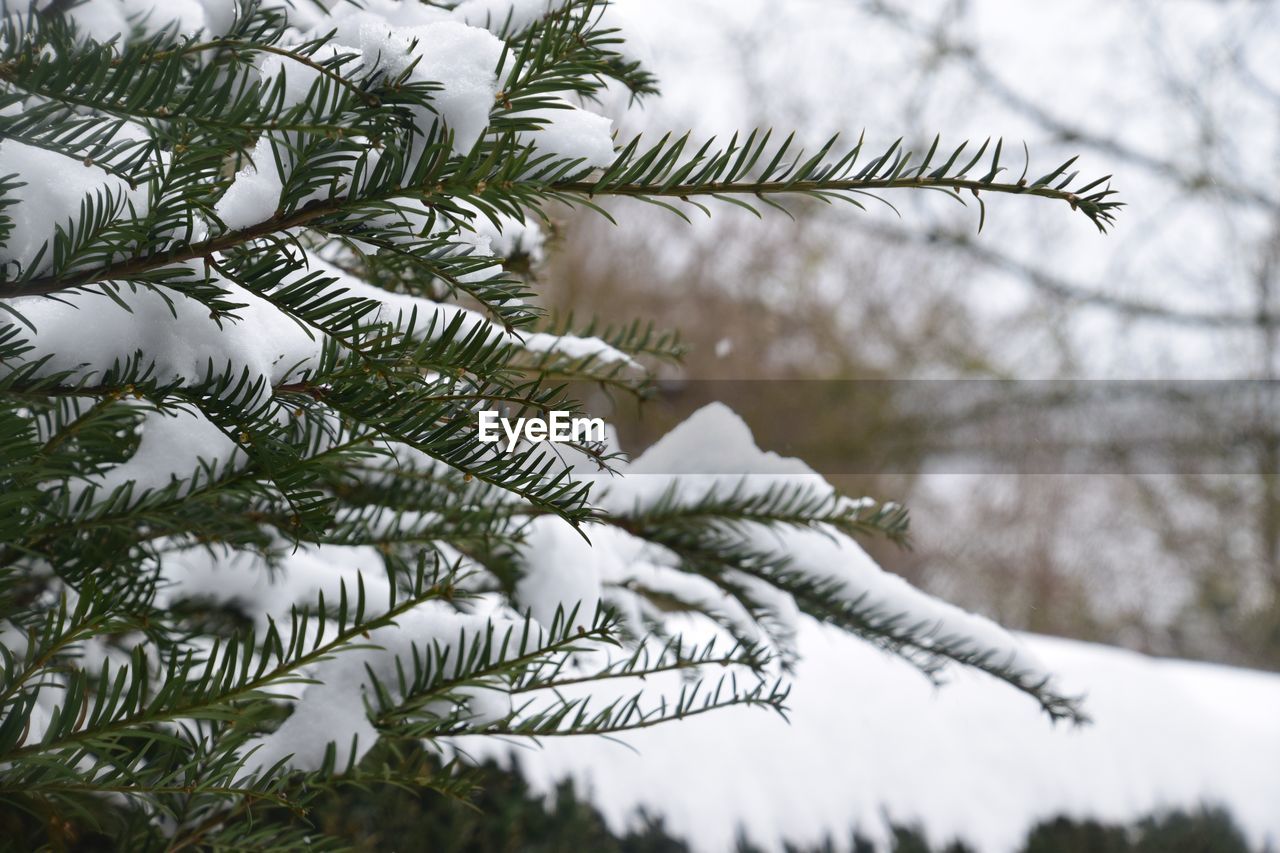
[0,0,1119,848]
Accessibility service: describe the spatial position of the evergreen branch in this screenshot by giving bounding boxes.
[0,562,460,759]
[1,199,372,298]
[620,523,1086,723]
[0,583,133,712]
[143,39,380,108]
[468,673,791,739]
[509,633,775,693]
[613,481,912,547]
[1,133,1119,299]
[370,619,619,732]
[557,171,1115,230]
[0,781,297,807]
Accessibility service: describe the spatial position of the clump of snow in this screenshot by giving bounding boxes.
[215,131,382,231]
[59,0,217,42]
[81,405,239,500]
[335,197,506,280]
[600,401,836,510]
[452,0,566,34]
[214,137,285,231]
[518,99,617,171]
[255,42,361,111]
[118,0,210,36]
[392,21,505,153]
[58,1,131,43]
[458,201,546,262]
[158,542,390,634]
[620,558,764,643]
[6,262,322,393]
[50,0,237,42]
[194,0,236,36]
[515,516,606,631]
[316,14,505,154]
[329,0,449,33]
[302,254,634,366]
[216,15,506,229]
[246,603,521,772]
[625,402,819,480]
[0,139,150,277]
[519,328,635,364]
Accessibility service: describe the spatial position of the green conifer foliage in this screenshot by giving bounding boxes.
[0,1,1116,847]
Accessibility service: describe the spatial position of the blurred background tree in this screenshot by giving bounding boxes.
[536,0,1280,670]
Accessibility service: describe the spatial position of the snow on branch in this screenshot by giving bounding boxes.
[0,0,1113,846]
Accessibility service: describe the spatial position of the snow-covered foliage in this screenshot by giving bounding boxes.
[0,0,1117,847]
[497,620,1280,852]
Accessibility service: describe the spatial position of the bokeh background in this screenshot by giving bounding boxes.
[545,0,1280,671]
